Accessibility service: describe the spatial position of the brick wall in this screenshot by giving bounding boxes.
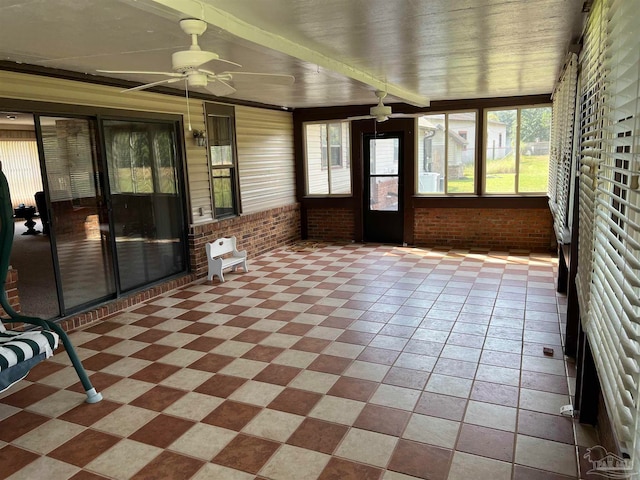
[189,203,301,278]
[306,208,355,241]
[1,267,20,317]
[414,207,555,251]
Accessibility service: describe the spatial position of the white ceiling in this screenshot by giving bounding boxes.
[0,0,586,109]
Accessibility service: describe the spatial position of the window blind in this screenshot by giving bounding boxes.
[548,53,578,244]
[577,0,640,464]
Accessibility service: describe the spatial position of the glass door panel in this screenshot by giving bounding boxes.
[103,120,185,292]
[39,116,116,312]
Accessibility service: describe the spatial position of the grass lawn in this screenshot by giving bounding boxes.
[448,155,549,193]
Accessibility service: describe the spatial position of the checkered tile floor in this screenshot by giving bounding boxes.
[0,244,596,479]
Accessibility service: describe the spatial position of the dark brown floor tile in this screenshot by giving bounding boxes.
[182,336,225,352]
[287,418,348,454]
[0,383,58,408]
[178,322,217,335]
[195,374,247,398]
[256,300,287,310]
[383,367,429,390]
[354,404,411,436]
[266,310,300,321]
[414,392,467,421]
[292,337,331,353]
[49,429,120,467]
[68,470,110,480]
[131,329,171,344]
[217,304,250,315]
[267,388,322,416]
[456,423,515,462]
[359,311,393,323]
[327,377,378,402]
[83,321,122,334]
[242,345,285,362]
[129,414,195,448]
[388,439,452,480]
[517,410,574,444]
[66,372,123,394]
[0,444,39,478]
[130,363,181,383]
[0,411,49,442]
[277,322,314,336]
[188,353,235,373]
[520,371,569,395]
[336,331,376,345]
[212,434,279,474]
[132,315,168,328]
[175,310,210,321]
[202,400,262,430]
[470,380,519,407]
[294,294,323,305]
[78,335,123,351]
[130,450,204,480]
[306,304,338,315]
[58,400,121,427]
[131,344,178,361]
[233,329,273,344]
[253,364,302,386]
[224,316,261,328]
[317,457,383,480]
[320,317,354,329]
[357,346,400,365]
[131,305,165,315]
[433,358,477,379]
[513,465,577,480]
[170,290,198,299]
[403,339,445,357]
[130,385,186,411]
[307,355,352,375]
[172,300,205,310]
[20,360,66,381]
[79,352,124,372]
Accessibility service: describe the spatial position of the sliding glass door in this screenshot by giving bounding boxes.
[39,116,116,311]
[103,120,186,291]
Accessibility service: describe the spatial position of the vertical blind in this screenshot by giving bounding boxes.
[576,0,640,464]
[548,53,578,244]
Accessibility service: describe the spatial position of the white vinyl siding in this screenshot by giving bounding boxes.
[235,106,296,214]
[576,0,640,463]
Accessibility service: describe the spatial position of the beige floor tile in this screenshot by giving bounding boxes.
[38,367,84,389]
[370,384,420,411]
[344,360,390,382]
[228,380,285,406]
[322,342,365,359]
[92,404,158,437]
[464,400,517,432]
[86,439,162,480]
[309,395,365,425]
[157,349,206,367]
[272,350,319,368]
[242,408,305,442]
[108,325,148,339]
[191,463,255,480]
[6,455,80,480]
[101,357,151,377]
[260,333,301,348]
[519,389,569,415]
[101,378,155,403]
[250,319,288,332]
[0,403,20,421]
[289,370,340,394]
[103,339,148,356]
[307,326,343,340]
[394,353,437,372]
[156,332,200,348]
[403,413,460,448]
[335,428,398,467]
[13,419,85,454]
[207,325,245,339]
[170,423,236,460]
[160,368,213,390]
[219,358,268,378]
[260,444,330,479]
[163,391,224,420]
[474,364,521,386]
[448,451,512,480]
[212,340,256,357]
[515,434,577,477]
[574,422,599,447]
[28,388,85,417]
[521,355,566,376]
[425,374,473,398]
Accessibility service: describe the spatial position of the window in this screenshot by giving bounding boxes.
[485,106,551,194]
[304,121,351,195]
[417,111,477,194]
[206,103,239,218]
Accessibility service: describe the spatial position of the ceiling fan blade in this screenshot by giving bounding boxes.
[122,77,183,93]
[200,57,242,69]
[203,79,236,97]
[348,115,374,121]
[222,72,295,86]
[97,69,183,77]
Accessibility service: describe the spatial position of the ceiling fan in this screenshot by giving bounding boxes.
[97,18,295,98]
[349,90,421,123]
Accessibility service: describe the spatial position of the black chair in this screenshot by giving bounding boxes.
[34,191,49,235]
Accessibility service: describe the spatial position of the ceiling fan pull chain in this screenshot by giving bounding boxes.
[185,79,192,131]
